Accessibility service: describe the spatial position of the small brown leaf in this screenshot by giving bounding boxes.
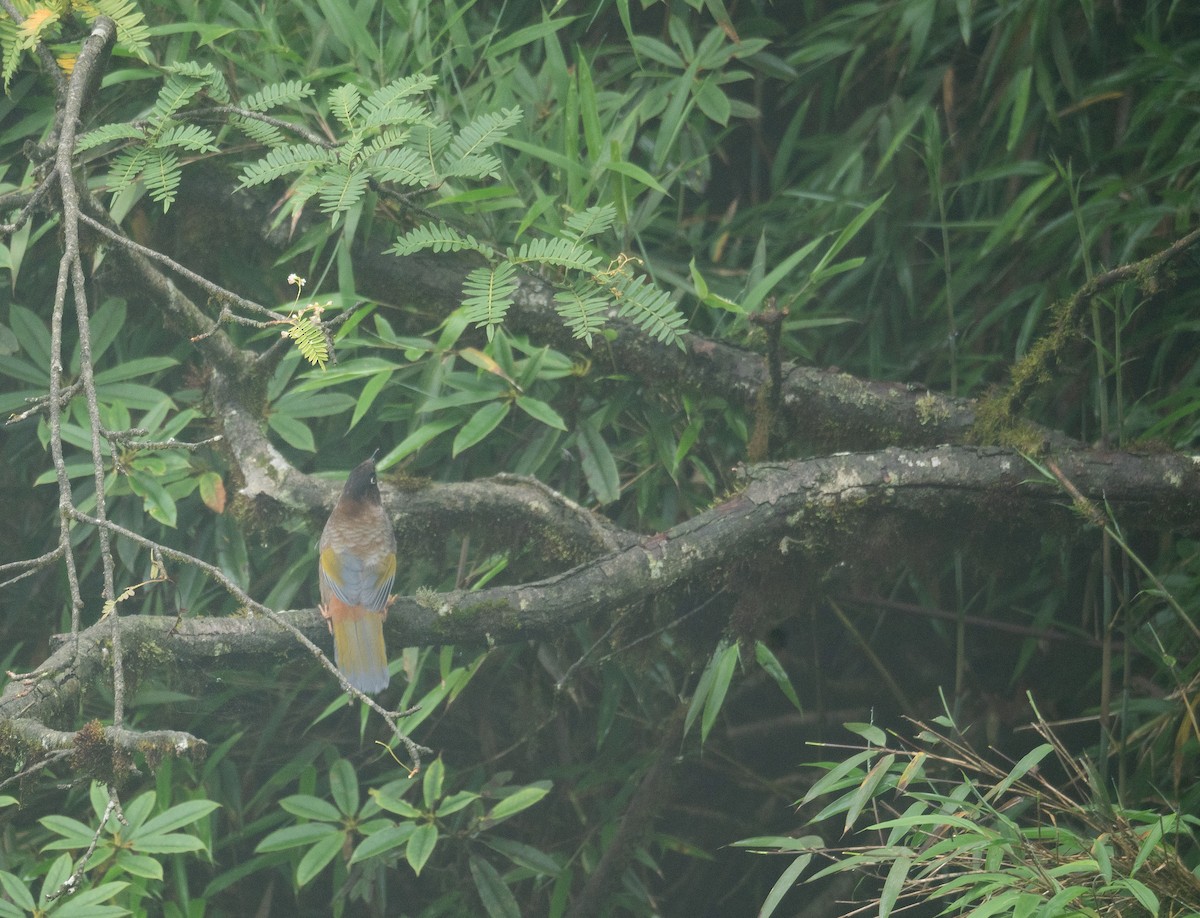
[199,472,226,514]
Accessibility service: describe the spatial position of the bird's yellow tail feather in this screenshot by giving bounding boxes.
[331,613,389,694]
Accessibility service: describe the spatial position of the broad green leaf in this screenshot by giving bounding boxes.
[381,418,457,466]
[731,835,822,851]
[629,35,684,67]
[329,758,359,816]
[1092,836,1113,883]
[267,412,316,452]
[807,193,889,282]
[128,470,178,527]
[469,853,521,918]
[349,369,392,430]
[350,823,416,865]
[480,836,561,875]
[684,641,722,740]
[436,790,479,817]
[484,783,552,826]
[290,358,400,392]
[256,823,340,853]
[603,159,669,195]
[115,852,163,880]
[9,304,50,369]
[866,812,981,834]
[421,386,507,412]
[406,823,438,875]
[39,814,96,845]
[694,77,731,125]
[979,171,1057,257]
[38,855,73,907]
[272,391,355,418]
[280,794,341,823]
[318,0,375,61]
[1006,66,1033,151]
[1131,814,1174,876]
[0,870,35,911]
[799,748,875,807]
[371,791,422,819]
[740,236,824,314]
[131,833,208,854]
[44,879,130,914]
[983,743,1052,802]
[423,759,445,810]
[487,16,579,56]
[92,356,177,384]
[1115,878,1160,915]
[86,298,126,364]
[295,831,345,886]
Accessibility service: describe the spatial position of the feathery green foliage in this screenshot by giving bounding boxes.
[1,0,150,90]
[76,62,227,210]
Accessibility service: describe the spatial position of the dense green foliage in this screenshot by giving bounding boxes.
[2,0,1199,915]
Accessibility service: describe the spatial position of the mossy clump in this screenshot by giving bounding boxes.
[71,719,135,787]
[969,394,1049,453]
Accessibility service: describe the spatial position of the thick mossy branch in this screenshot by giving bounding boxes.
[353,247,988,453]
[5,443,1198,761]
[974,225,1200,444]
[209,367,631,571]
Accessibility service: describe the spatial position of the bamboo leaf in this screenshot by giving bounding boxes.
[701,640,740,743]
[452,402,511,456]
[843,754,895,833]
[577,414,619,504]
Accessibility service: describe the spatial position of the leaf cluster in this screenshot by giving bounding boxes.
[76,62,229,210]
[236,77,515,223]
[0,782,217,917]
[0,0,150,90]
[743,713,1200,918]
[390,203,686,347]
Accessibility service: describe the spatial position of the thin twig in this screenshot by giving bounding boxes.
[46,788,124,902]
[0,546,65,591]
[54,17,120,720]
[0,173,59,234]
[186,104,335,147]
[5,379,85,425]
[0,748,71,791]
[78,211,286,322]
[101,427,224,451]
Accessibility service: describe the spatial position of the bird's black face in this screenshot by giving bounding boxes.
[342,459,381,503]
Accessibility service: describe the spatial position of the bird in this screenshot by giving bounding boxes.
[318,456,396,693]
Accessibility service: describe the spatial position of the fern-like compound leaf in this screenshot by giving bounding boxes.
[462,262,519,338]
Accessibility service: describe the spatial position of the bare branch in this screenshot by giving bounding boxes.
[78,211,287,323]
